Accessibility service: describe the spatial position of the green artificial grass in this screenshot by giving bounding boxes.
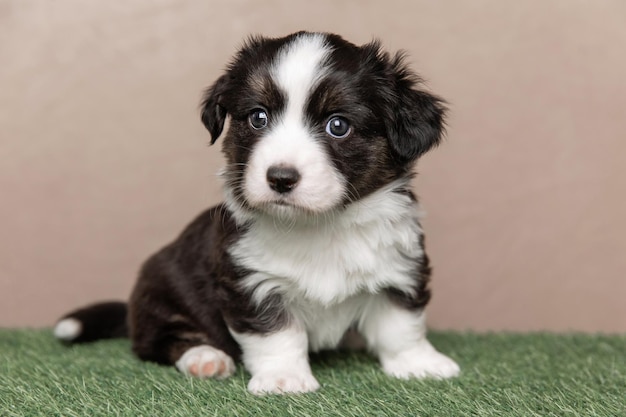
[0,330,624,416]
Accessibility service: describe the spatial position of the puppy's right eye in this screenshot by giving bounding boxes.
[248,109,268,130]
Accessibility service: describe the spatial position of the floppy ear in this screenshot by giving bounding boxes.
[200,74,230,144]
[385,55,446,163]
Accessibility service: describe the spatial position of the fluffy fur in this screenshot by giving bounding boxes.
[55,31,460,395]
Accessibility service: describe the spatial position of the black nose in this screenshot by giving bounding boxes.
[266,165,301,194]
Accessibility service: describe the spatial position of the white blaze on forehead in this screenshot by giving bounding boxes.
[272,33,330,119]
[242,33,346,214]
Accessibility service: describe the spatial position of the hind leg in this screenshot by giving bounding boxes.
[129,308,239,379]
[175,345,235,379]
[128,284,241,380]
[127,243,243,379]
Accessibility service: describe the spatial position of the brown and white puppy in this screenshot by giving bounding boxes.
[54,31,460,395]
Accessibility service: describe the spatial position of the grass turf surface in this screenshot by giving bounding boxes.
[0,330,624,416]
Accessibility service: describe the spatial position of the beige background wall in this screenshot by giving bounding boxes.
[1,1,625,332]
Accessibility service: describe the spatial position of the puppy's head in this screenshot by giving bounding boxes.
[201,32,445,218]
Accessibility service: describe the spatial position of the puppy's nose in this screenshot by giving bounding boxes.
[266,165,301,194]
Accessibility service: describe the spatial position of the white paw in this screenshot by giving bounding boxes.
[175,345,236,379]
[382,343,460,380]
[247,370,320,395]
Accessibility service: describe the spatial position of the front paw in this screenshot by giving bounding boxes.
[248,370,320,395]
[382,343,460,380]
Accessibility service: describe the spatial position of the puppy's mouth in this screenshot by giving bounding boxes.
[269,199,290,206]
[264,198,302,211]
[259,198,322,217]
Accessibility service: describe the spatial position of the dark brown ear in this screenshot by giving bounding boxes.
[385,54,446,162]
[200,74,230,144]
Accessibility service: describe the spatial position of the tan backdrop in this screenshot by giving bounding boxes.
[1,1,625,332]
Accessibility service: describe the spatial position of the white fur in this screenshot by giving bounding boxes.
[359,296,460,379]
[227,179,460,391]
[229,292,458,395]
[229,325,320,395]
[229,179,422,307]
[175,345,235,379]
[54,318,82,341]
[243,33,346,214]
[295,293,370,352]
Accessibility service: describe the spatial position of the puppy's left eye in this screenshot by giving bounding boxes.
[325,116,351,139]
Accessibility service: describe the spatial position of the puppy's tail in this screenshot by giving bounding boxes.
[54,301,128,343]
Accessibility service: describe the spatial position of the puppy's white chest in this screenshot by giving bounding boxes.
[229,184,424,306]
[296,293,370,351]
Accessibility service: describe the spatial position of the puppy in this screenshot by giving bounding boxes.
[55,31,460,395]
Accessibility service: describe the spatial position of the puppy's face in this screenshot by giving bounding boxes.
[201,32,445,218]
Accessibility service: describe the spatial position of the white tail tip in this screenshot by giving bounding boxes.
[54,318,82,341]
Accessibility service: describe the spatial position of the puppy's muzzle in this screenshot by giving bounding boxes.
[266,165,301,194]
